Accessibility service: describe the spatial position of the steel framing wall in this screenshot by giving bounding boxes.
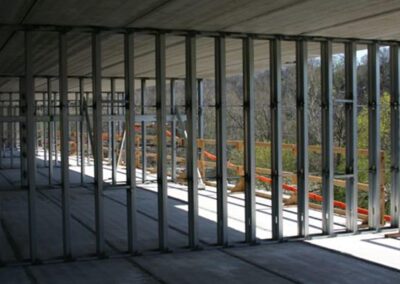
[0,24,399,264]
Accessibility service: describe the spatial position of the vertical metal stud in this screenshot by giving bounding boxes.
[170,79,177,182]
[140,79,147,183]
[54,94,58,168]
[41,94,45,166]
[391,45,400,228]
[321,41,334,235]
[368,43,381,230]
[9,93,14,168]
[59,32,72,258]
[345,42,358,232]
[197,79,204,139]
[92,32,105,255]
[25,31,38,262]
[111,78,117,185]
[186,34,199,248]
[215,36,228,246]
[79,78,85,184]
[19,77,28,187]
[75,92,79,167]
[243,37,256,243]
[296,40,309,237]
[47,78,54,184]
[156,32,168,251]
[11,96,16,168]
[12,96,16,168]
[107,92,112,171]
[124,32,138,253]
[270,38,283,240]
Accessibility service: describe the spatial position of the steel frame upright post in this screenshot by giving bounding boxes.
[75,92,79,166]
[54,94,58,168]
[124,32,138,254]
[79,77,85,184]
[215,36,228,246]
[368,43,381,230]
[270,38,283,240]
[47,78,54,184]
[106,92,112,172]
[25,31,38,262]
[185,34,199,248]
[390,44,400,228]
[13,96,16,164]
[111,78,117,185]
[59,31,72,258]
[92,32,105,255]
[41,93,45,166]
[170,78,177,182]
[296,40,309,237]
[19,77,28,187]
[34,95,38,158]
[43,94,46,166]
[321,41,334,235]
[243,37,256,243]
[140,79,147,183]
[9,93,14,168]
[197,79,204,140]
[344,42,358,232]
[156,32,169,251]
[12,96,16,168]
[86,90,91,166]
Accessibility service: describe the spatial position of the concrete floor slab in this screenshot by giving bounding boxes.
[134,249,292,284]
[2,242,398,284]
[0,266,31,284]
[28,258,158,284]
[225,242,400,284]
[1,155,399,283]
[308,230,400,270]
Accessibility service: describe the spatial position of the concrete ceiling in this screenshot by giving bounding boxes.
[0,0,399,92]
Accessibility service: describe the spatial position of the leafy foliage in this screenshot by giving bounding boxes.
[200,47,392,213]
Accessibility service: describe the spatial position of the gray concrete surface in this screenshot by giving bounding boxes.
[1,243,399,283]
[1,161,399,283]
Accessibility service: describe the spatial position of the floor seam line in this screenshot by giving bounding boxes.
[124,257,168,284]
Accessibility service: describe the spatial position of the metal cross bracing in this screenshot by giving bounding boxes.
[0,25,398,265]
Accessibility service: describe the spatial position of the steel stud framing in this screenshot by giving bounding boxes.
[296,40,309,237]
[140,78,147,183]
[270,38,283,240]
[368,43,381,230]
[92,32,105,255]
[124,32,138,253]
[390,45,400,227]
[59,32,72,258]
[321,41,334,235]
[156,32,169,251]
[170,79,177,182]
[344,42,358,232]
[25,31,38,262]
[47,77,54,184]
[1,25,398,263]
[185,34,199,248]
[243,37,256,243]
[215,36,228,246]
